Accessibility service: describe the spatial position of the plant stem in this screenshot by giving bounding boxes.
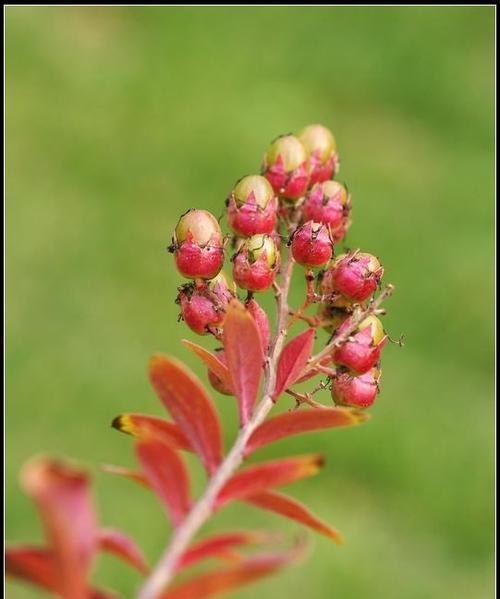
[137,232,297,599]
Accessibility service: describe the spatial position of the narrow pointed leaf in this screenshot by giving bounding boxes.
[216,454,324,508]
[182,339,233,392]
[135,436,191,527]
[101,464,150,488]
[112,413,192,451]
[161,545,306,599]
[97,528,149,574]
[223,299,264,425]
[6,546,58,592]
[273,329,315,399]
[246,407,368,455]
[177,531,266,572]
[245,491,344,544]
[149,354,223,475]
[21,458,97,599]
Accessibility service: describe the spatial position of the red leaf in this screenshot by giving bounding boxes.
[245,491,344,544]
[149,354,223,475]
[135,436,191,527]
[223,299,264,426]
[177,531,265,572]
[6,546,58,593]
[112,413,192,451]
[216,454,324,508]
[273,329,315,399]
[160,544,306,599]
[21,457,97,599]
[97,528,149,574]
[246,407,368,455]
[182,339,233,392]
[101,464,150,488]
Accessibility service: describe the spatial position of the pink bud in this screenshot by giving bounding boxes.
[331,369,380,408]
[232,235,280,292]
[227,175,278,237]
[332,315,387,374]
[207,350,234,396]
[298,124,339,185]
[245,298,271,352]
[291,221,333,268]
[321,252,383,303]
[171,209,224,279]
[262,135,310,199]
[303,181,350,231]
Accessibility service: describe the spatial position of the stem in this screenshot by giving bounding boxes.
[137,224,298,599]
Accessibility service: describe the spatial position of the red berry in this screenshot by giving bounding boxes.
[298,124,339,185]
[232,234,280,292]
[303,181,350,231]
[208,350,234,396]
[246,298,271,352]
[321,252,383,303]
[332,315,387,374]
[262,135,309,199]
[331,368,380,408]
[291,221,333,267]
[172,209,224,279]
[227,175,278,237]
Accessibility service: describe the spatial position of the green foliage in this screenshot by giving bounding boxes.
[6,6,494,598]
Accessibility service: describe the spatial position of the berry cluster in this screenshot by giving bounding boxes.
[170,124,390,410]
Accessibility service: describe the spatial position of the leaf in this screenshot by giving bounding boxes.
[216,454,324,508]
[245,491,344,544]
[97,528,149,574]
[135,436,191,527]
[177,531,265,572]
[5,546,58,593]
[21,457,97,599]
[246,407,368,455]
[101,464,150,488]
[273,329,315,399]
[223,299,264,426]
[182,340,233,392]
[160,544,306,599]
[112,413,192,451]
[149,354,223,475]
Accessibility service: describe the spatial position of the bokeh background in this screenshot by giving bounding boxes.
[6,6,495,599]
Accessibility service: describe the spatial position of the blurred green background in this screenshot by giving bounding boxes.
[6,6,495,599]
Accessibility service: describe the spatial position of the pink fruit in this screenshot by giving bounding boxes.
[321,252,383,303]
[303,180,350,231]
[331,369,380,408]
[291,221,333,268]
[227,175,278,237]
[332,315,387,374]
[261,135,310,199]
[232,234,280,292]
[298,124,339,185]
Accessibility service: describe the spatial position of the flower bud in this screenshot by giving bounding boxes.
[332,315,387,374]
[208,349,234,396]
[176,274,234,335]
[227,175,278,237]
[331,368,380,408]
[262,135,309,199]
[298,124,339,185]
[246,298,271,352]
[232,234,280,292]
[171,209,224,279]
[291,221,333,268]
[321,252,383,303]
[303,181,350,231]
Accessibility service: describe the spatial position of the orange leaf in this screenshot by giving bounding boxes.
[246,407,368,455]
[149,354,223,475]
[101,464,150,488]
[273,329,315,399]
[112,413,192,451]
[97,528,149,574]
[223,300,264,426]
[177,531,265,572]
[182,340,234,392]
[245,491,344,544]
[135,436,191,527]
[216,454,324,508]
[160,544,306,599]
[6,546,58,593]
